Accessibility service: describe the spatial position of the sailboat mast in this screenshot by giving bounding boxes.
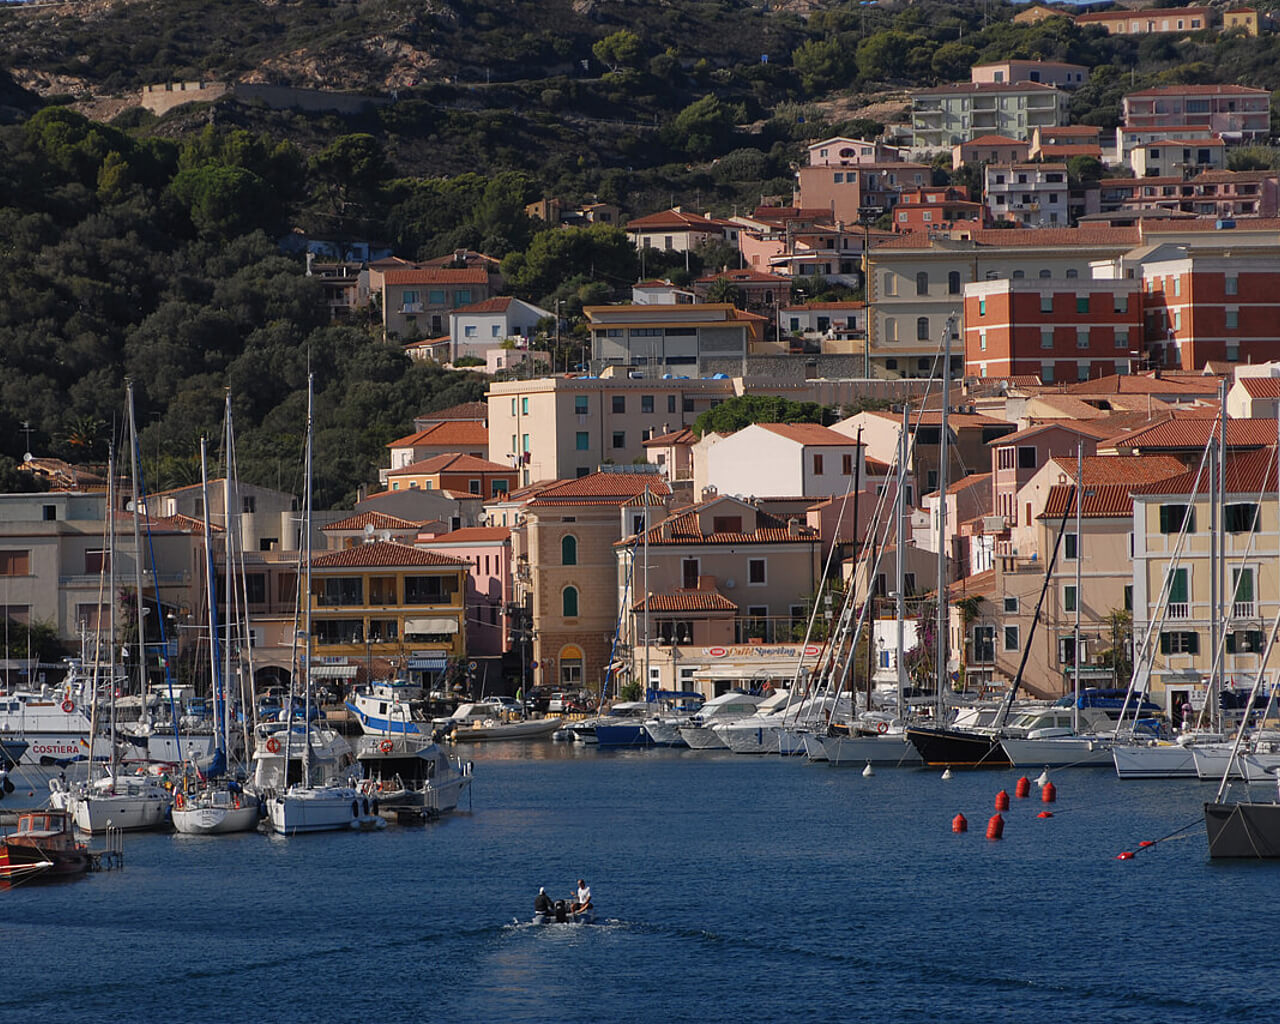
[103,444,116,783]
[1074,443,1082,734]
[125,380,147,706]
[222,394,235,758]
[199,437,222,757]
[935,318,952,719]
[1216,377,1226,729]
[303,373,314,789]
[896,405,907,717]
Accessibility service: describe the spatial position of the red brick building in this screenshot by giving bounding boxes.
[963,278,1143,382]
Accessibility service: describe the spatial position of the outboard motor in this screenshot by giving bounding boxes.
[554,900,568,923]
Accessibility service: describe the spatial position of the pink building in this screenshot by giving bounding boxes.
[417,527,513,660]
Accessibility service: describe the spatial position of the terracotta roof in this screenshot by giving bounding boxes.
[1103,418,1277,452]
[418,401,488,422]
[388,453,514,476]
[987,420,1117,446]
[387,421,489,449]
[951,568,997,600]
[630,503,819,546]
[1046,454,1186,486]
[1238,377,1280,399]
[1136,137,1226,149]
[632,591,738,613]
[864,457,892,475]
[643,428,696,447]
[420,526,511,543]
[946,472,992,496]
[626,208,736,231]
[382,268,489,285]
[1036,144,1103,157]
[756,423,861,446]
[865,409,1013,429]
[1061,374,1221,396]
[961,134,1027,146]
[324,511,428,532]
[1134,446,1278,497]
[1038,126,1102,138]
[1143,217,1280,233]
[452,296,515,314]
[311,540,467,568]
[780,301,866,311]
[1039,483,1138,519]
[529,472,671,507]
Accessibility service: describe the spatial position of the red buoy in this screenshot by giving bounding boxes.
[995,789,1010,811]
[1015,776,1030,799]
[1042,781,1057,803]
[1138,840,1154,848]
[1116,851,1134,860]
[1036,811,1054,819]
[986,813,1005,840]
[952,813,968,833]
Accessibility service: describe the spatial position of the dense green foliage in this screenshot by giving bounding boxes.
[693,396,834,436]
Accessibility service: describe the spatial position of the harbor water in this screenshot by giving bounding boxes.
[4,743,1279,1023]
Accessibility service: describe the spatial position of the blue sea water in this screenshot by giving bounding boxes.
[4,744,1279,1024]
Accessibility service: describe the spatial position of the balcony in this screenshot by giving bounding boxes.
[1168,602,1189,619]
[734,615,810,645]
[400,302,424,314]
[1233,601,1255,619]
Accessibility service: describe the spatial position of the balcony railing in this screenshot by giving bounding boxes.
[1168,602,1190,619]
[734,616,810,644]
[1233,601,1255,619]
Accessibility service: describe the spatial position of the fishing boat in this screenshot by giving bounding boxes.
[354,734,471,817]
[0,809,91,881]
[267,375,383,837]
[346,680,437,736]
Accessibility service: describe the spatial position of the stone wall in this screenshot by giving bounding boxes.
[139,81,231,116]
[137,81,387,117]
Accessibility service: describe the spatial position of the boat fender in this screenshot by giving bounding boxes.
[362,797,370,816]
[351,801,360,818]
[266,737,281,754]
[876,721,888,735]
[61,699,75,714]
[379,739,394,754]
[233,797,240,809]
[371,799,379,815]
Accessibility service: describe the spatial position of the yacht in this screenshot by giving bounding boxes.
[172,782,261,835]
[677,691,768,750]
[0,679,114,783]
[806,713,922,766]
[354,734,472,818]
[715,693,843,755]
[249,722,354,795]
[54,771,172,834]
[590,702,656,748]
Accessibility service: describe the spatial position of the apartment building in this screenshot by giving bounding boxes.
[984,163,1079,228]
[385,454,519,498]
[1131,448,1280,714]
[416,527,513,661]
[1130,137,1226,178]
[1122,85,1270,142]
[970,59,1087,89]
[625,208,741,254]
[448,296,553,362]
[1114,125,1216,167]
[793,161,932,225]
[613,495,822,695]
[963,277,1144,382]
[892,187,986,233]
[952,134,1029,171]
[379,268,491,340]
[1076,6,1213,34]
[866,226,1141,377]
[704,423,867,501]
[911,82,1068,149]
[587,303,765,377]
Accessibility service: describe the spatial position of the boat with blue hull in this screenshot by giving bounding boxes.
[592,702,656,748]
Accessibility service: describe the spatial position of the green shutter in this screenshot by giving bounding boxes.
[1168,568,1188,603]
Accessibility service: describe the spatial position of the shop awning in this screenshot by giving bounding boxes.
[403,617,459,635]
[310,665,359,679]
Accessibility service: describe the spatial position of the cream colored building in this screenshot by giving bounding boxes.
[1131,448,1280,714]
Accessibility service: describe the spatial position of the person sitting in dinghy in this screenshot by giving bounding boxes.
[571,879,592,915]
[534,887,553,916]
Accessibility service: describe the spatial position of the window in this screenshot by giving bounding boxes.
[641,395,654,414]
[491,479,509,496]
[1225,503,1260,533]
[510,398,517,416]
[522,433,530,452]
[1116,329,1129,350]
[948,271,961,295]
[682,558,700,589]
[1077,328,1089,350]
[1159,504,1194,534]
[0,550,30,575]
[1226,275,1238,296]
[667,395,677,414]
[1040,293,1053,313]
[1042,363,1054,384]
[1064,585,1077,613]
[1227,630,1264,655]
[463,325,477,338]
[978,299,986,317]
[576,432,590,451]
[1226,309,1239,330]
[1041,329,1053,350]
[1124,585,1133,612]
[1114,294,1128,314]
[842,453,854,475]
[404,575,457,605]
[916,317,929,341]
[1003,596,1019,615]
[813,454,825,475]
[1160,631,1199,655]
[318,577,364,606]
[748,559,766,585]
[562,587,579,617]
[468,479,481,494]
[1017,446,1037,470]
[973,626,995,663]
[1065,268,1078,280]
[1076,296,1089,314]
[427,289,445,304]
[612,395,625,413]
[979,331,987,352]
[575,396,589,415]
[561,535,578,565]
[1003,625,1019,652]
[916,272,928,296]
[1232,566,1254,614]
[712,515,742,533]
[1167,567,1189,607]
[84,549,110,574]
[611,431,625,449]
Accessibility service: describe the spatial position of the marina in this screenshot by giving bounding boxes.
[3,742,1280,1023]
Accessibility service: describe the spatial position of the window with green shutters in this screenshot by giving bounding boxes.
[1167,567,1188,604]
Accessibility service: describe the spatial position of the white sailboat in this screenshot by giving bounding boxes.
[268,374,383,836]
[173,429,259,835]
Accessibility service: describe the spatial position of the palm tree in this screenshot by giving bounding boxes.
[704,276,743,307]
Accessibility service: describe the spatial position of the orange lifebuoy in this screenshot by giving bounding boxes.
[266,736,281,754]
[379,739,394,754]
[876,721,889,735]
[61,699,75,714]
[175,792,185,810]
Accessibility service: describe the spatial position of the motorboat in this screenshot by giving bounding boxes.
[54,771,172,834]
[0,682,112,783]
[0,809,91,881]
[995,706,1121,768]
[432,701,513,733]
[1191,733,1280,781]
[532,895,596,925]
[449,717,562,742]
[591,702,655,748]
[172,780,261,835]
[354,734,472,817]
[676,691,769,750]
[716,693,843,755]
[267,784,385,835]
[346,680,442,736]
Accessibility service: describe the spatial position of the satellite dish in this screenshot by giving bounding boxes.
[379,530,392,542]
[725,578,736,589]
[364,523,376,537]
[22,452,32,463]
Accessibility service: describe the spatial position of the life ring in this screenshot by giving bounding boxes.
[265,736,281,754]
[876,721,889,735]
[61,699,75,714]
[379,739,394,754]
[175,792,185,810]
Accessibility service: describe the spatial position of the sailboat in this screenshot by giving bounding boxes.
[61,403,172,833]
[267,374,384,835]
[173,430,260,835]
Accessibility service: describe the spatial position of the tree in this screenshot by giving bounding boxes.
[856,30,919,83]
[664,94,738,157]
[501,224,637,303]
[593,29,643,72]
[693,395,832,436]
[704,276,743,306]
[793,36,855,95]
[931,41,978,83]
[168,164,274,239]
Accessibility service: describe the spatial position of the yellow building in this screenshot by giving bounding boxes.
[308,540,468,683]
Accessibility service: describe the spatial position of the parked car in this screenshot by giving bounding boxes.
[485,695,523,716]
[523,686,555,715]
